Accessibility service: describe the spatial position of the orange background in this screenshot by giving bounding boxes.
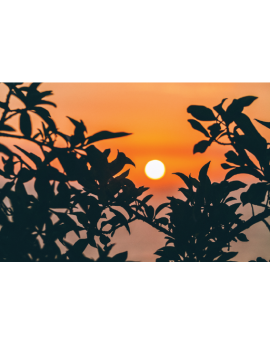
[37,83,270,203]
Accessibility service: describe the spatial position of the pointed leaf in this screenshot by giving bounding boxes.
[20,110,32,138]
[193,140,210,154]
[221,163,235,170]
[225,167,264,181]
[155,202,169,216]
[199,161,211,182]
[188,119,210,137]
[255,119,270,130]
[85,131,131,146]
[236,233,249,242]
[187,105,216,121]
[173,172,192,189]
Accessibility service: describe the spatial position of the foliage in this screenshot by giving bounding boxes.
[0,83,269,261]
[0,83,151,261]
[154,95,270,261]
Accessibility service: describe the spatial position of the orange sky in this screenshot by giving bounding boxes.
[1,83,270,204]
[42,83,270,199]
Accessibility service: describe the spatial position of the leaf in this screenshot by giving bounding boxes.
[141,194,153,204]
[100,234,110,245]
[236,96,258,108]
[115,169,130,180]
[193,140,210,154]
[0,143,13,157]
[221,163,235,170]
[36,100,56,108]
[213,98,227,117]
[187,105,216,121]
[103,149,111,158]
[208,123,222,138]
[199,161,211,183]
[14,145,42,168]
[145,205,154,220]
[236,233,249,242]
[0,124,15,132]
[109,151,135,176]
[187,119,210,137]
[111,251,128,262]
[215,251,238,262]
[225,151,241,166]
[17,168,35,183]
[240,182,268,206]
[225,167,264,181]
[173,172,192,189]
[19,110,32,138]
[156,217,168,225]
[224,196,237,203]
[256,257,267,262]
[155,202,169,216]
[32,107,57,132]
[85,131,132,146]
[110,208,130,234]
[255,119,270,130]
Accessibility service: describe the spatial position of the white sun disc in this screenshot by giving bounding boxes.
[145,160,165,180]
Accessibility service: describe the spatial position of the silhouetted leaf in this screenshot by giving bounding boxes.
[173,172,192,189]
[155,202,169,216]
[255,119,270,129]
[156,217,168,225]
[236,96,258,108]
[115,169,130,180]
[256,257,267,262]
[199,161,211,183]
[227,181,247,193]
[188,119,210,137]
[17,168,35,183]
[0,143,13,157]
[14,145,42,168]
[193,140,210,154]
[187,105,216,121]
[240,183,267,206]
[100,234,110,245]
[208,123,222,138]
[141,194,153,204]
[213,98,227,117]
[0,124,15,132]
[224,196,237,203]
[215,251,238,261]
[221,163,235,170]
[19,110,32,138]
[145,205,154,220]
[225,167,264,181]
[236,233,249,242]
[85,131,131,146]
[225,151,241,166]
[109,151,135,176]
[111,251,128,262]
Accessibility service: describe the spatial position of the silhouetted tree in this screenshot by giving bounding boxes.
[0,83,152,261]
[154,96,270,261]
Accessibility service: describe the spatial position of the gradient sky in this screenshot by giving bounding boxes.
[38,83,270,200]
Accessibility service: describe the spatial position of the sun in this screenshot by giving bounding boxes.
[145,160,165,180]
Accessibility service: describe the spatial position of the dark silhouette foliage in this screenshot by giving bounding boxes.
[154,96,270,261]
[0,83,269,261]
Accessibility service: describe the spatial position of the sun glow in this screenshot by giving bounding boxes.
[145,160,165,180]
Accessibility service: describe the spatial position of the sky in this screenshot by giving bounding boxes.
[38,83,270,203]
[1,82,270,261]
